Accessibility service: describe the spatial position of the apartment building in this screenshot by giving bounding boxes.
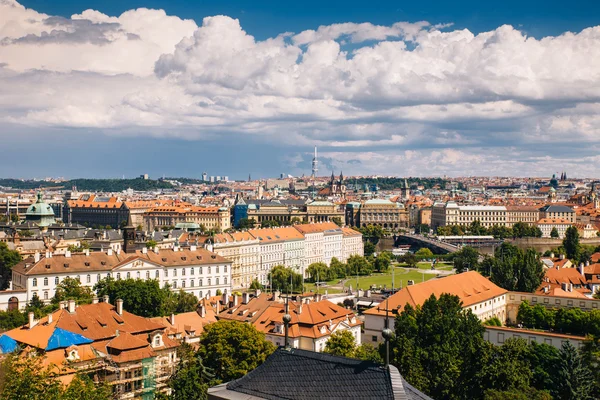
[536,218,573,238]
[144,205,231,232]
[210,232,260,290]
[358,199,408,230]
[506,205,540,226]
[341,227,364,262]
[539,205,576,224]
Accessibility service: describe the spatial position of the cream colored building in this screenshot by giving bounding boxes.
[341,227,364,263]
[539,205,576,224]
[359,199,408,230]
[536,218,573,238]
[432,201,507,229]
[144,205,230,232]
[506,206,540,226]
[210,232,260,290]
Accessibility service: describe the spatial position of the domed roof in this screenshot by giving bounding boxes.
[26,192,55,217]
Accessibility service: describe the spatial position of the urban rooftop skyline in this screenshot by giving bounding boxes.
[1,0,600,179]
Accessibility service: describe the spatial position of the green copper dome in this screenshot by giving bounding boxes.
[25,192,55,227]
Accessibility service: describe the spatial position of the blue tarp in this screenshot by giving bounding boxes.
[46,327,93,351]
[0,334,18,354]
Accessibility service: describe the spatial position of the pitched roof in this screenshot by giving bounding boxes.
[293,222,340,234]
[211,348,432,400]
[364,271,507,316]
[544,267,587,286]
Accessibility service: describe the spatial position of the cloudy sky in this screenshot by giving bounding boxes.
[1,0,600,179]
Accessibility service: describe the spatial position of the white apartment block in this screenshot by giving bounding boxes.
[341,227,364,262]
[210,232,260,290]
[11,246,232,306]
[537,219,573,239]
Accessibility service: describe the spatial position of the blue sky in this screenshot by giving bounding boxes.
[2,0,600,179]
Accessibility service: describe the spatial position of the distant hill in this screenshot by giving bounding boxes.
[352,177,451,190]
[0,178,174,192]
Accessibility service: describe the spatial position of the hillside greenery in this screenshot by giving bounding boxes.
[0,178,173,192]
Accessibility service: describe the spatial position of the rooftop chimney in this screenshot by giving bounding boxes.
[255,289,261,297]
[67,299,76,313]
[65,250,71,258]
[550,252,555,258]
[107,248,113,256]
[222,293,228,307]
[190,245,197,251]
[116,299,123,315]
[233,295,239,307]
[298,303,303,315]
[45,250,50,259]
[84,248,90,256]
[47,314,52,324]
[59,301,66,310]
[242,292,250,304]
[142,247,148,254]
[28,312,37,329]
[92,296,99,304]
[199,305,206,318]
[170,313,175,325]
[103,295,110,304]
[560,254,565,260]
[154,246,159,254]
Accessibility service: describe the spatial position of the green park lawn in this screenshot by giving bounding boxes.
[342,267,441,291]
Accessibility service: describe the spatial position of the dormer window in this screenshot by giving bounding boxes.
[85,262,90,266]
[64,264,69,268]
[151,333,163,348]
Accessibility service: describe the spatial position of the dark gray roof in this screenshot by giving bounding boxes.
[209,348,433,400]
[539,205,575,213]
[247,199,306,207]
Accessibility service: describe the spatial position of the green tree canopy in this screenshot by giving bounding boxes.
[0,242,21,290]
[261,220,280,228]
[237,218,256,229]
[165,343,212,400]
[198,320,275,384]
[550,227,559,238]
[551,342,595,400]
[414,248,434,258]
[452,246,480,273]
[390,293,489,399]
[324,330,357,358]
[268,265,303,293]
[346,255,373,277]
[363,241,376,257]
[94,278,197,317]
[374,251,392,272]
[488,243,544,293]
[52,277,94,305]
[563,226,581,260]
[249,279,263,290]
[307,262,328,282]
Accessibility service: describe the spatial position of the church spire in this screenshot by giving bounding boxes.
[339,171,344,183]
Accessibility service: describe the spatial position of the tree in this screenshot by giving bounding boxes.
[324,330,357,357]
[261,220,280,228]
[329,257,347,279]
[0,309,27,330]
[479,338,533,394]
[551,342,595,400]
[374,252,392,272]
[390,294,490,400]
[354,343,383,363]
[414,248,434,259]
[364,241,376,257]
[307,262,328,283]
[489,243,544,293]
[360,225,385,244]
[346,255,372,277]
[268,265,303,293]
[52,277,94,305]
[563,226,581,260]
[94,278,195,317]
[436,226,452,236]
[550,227,559,238]
[146,240,157,249]
[237,218,256,229]
[331,217,343,227]
[452,246,480,273]
[401,253,418,268]
[198,320,275,384]
[249,279,263,290]
[0,242,21,290]
[0,353,110,400]
[468,220,488,236]
[415,224,430,234]
[166,343,212,400]
[483,388,552,400]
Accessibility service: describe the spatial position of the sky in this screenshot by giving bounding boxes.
[1,0,600,180]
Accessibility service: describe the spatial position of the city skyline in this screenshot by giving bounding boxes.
[2,0,600,179]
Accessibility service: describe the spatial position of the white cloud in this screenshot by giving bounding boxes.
[2,0,600,176]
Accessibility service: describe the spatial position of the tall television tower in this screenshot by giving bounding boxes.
[311,146,318,199]
[311,146,318,178]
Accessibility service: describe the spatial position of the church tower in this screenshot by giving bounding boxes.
[122,214,136,254]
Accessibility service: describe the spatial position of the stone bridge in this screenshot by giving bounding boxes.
[393,233,460,254]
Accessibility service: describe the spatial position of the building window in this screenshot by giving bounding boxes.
[55,277,59,285]
[117,273,121,280]
[190,268,194,275]
[199,279,203,287]
[173,281,177,289]
[165,270,169,278]
[191,279,195,287]
[146,271,150,279]
[216,278,219,285]
[182,268,186,276]
[32,278,37,287]
[155,270,159,279]
[199,291,203,298]
[44,291,48,300]
[182,280,186,288]
[224,265,228,273]
[174,269,177,277]
[137,271,140,279]
[224,277,227,285]
[97,274,101,282]
[87,274,91,283]
[208,267,211,274]
[208,278,211,286]
[43,277,48,286]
